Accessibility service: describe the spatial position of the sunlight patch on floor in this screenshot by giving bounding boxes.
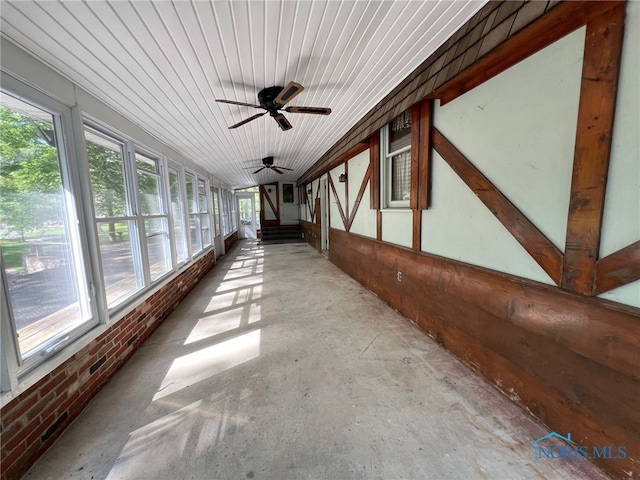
[153,329,261,401]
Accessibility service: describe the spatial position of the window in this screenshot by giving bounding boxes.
[283,183,294,203]
[1,88,95,370]
[86,126,175,307]
[381,110,412,208]
[86,127,143,307]
[198,178,211,248]
[169,167,188,264]
[212,187,220,239]
[185,172,211,255]
[221,189,231,236]
[135,151,170,280]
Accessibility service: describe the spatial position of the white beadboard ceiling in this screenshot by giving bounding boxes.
[1,0,486,188]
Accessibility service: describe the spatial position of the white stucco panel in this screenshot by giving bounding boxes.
[381,210,413,249]
[422,152,554,285]
[600,0,640,258]
[346,150,370,213]
[350,184,376,239]
[434,27,586,252]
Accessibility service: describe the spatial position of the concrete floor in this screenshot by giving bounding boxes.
[24,241,608,480]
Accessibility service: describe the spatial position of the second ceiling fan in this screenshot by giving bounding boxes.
[216,81,331,131]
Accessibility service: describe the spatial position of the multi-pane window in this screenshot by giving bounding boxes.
[1,76,218,388]
[198,179,211,248]
[169,167,187,264]
[85,127,175,308]
[0,90,95,369]
[185,172,211,256]
[85,128,143,307]
[211,187,219,239]
[221,189,230,236]
[381,110,412,207]
[136,152,170,280]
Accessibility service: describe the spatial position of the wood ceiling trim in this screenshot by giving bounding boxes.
[432,128,564,285]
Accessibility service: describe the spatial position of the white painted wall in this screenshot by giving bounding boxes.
[329,165,346,232]
[348,150,376,239]
[598,0,640,307]
[423,152,554,283]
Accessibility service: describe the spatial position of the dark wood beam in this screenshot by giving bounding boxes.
[410,104,420,210]
[412,209,421,251]
[369,133,380,210]
[433,128,563,285]
[561,4,626,294]
[434,1,627,106]
[346,164,371,232]
[593,240,640,295]
[418,100,432,210]
[344,161,349,221]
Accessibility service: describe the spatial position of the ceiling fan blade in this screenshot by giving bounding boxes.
[273,113,293,131]
[229,112,266,129]
[216,99,262,109]
[253,167,266,174]
[271,167,284,174]
[273,166,294,171]
[284,106,332,115]
[274,81,304,106]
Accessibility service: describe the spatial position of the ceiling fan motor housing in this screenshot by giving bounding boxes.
[262,156,274,166]
[258,86,284,111]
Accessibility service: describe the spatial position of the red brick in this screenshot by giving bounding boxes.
[3,414,40,452]
[1,416,26,447]
[24,389,54,423]
[53,370,79,397]
[35,367,68,399]
[1,390,38,427]
[2,439,28,477]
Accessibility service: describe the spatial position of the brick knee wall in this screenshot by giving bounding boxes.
[0,249,216,480]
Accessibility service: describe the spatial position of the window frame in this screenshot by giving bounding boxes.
[0,76,99,376]
[380,121,412,209]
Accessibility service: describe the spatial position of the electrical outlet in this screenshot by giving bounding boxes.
[397,271,403,282]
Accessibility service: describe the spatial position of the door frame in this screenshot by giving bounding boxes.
[237,193,257,239]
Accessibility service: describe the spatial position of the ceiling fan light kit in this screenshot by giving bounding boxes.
[217,81,331,131]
